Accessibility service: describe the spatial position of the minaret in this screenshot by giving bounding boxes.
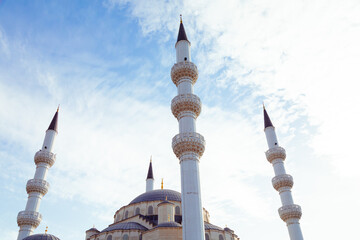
[263,106,304,240]
[17,108,59,240]
[146,157,154,192]
[171,16,206,240]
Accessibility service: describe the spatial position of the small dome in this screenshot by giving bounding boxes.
[156,221,182,228]
[86,228,99,232]
[204,222,223,231]
[23,234,60,240]
[129,189,181,204]
[101,222,148,232]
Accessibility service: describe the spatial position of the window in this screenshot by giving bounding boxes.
[184,57,187,61]
[175,206,181,215]
[107,235,112,240]
[123,234,129,240]
[219,235,224,240]
[135,207,140,215]
[205,233,210,240]
[125,210,128,219]
[148,206,153,215]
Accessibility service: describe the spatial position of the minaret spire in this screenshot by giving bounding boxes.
[171,18,206,240]
[146,157,154,192]
[17,108,59,240]
[263,104,274,129]
[177,15,189,44]
[263,108,304,240]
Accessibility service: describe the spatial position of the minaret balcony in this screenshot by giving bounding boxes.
[34,150,56,167]
[278,204,302,222]
[26,179,50,195]
[17,210,42,228]
[265,146,286,163]
[172,132,205,158]
[272,174,293,191]
[171,94,202,119]
[171,62,198,86]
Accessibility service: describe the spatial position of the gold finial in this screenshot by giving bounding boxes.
[165,195,168,201]
[57,104,60,112]
[161,178,164,189]
[262,102,265,110]
[180,14,182,23]
[150,155,152,163]
[45,226,48,234]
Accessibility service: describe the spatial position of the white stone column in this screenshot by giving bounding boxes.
[264,108,304,240]
[17,110,58,240]
[171,19,205,240]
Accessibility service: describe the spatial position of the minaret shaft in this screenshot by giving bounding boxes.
[17,111,58,240]
[264,108,303,240]
[171,21,205,240]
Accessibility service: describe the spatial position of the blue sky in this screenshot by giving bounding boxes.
[1,0,360,239]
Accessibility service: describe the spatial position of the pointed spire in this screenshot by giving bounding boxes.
[48,107,59,133]
[263,104,274,129]
[177,14,189,43]
[147,157,154,179]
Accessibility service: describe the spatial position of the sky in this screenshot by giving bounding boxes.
[0,0,359,239]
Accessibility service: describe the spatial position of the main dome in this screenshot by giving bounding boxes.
[129,189,181,204]
[23,234,60,240]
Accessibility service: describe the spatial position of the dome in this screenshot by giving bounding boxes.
[129,189,181,204]
[101,222,148,232]
[204,222,223,231]
[86,228,99,232]
[23,234,60,240]
[156,222,182,228]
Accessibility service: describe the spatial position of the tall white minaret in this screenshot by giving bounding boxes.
[146,157,154,192]
[17,108,59,240]
[171,16,205,240]
[263,106,304,240]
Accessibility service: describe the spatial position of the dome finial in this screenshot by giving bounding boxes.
[263,101,265,110]
[180,14,182,23]
[161,178,164,189]
[45,226,48,234]
[150,155,152,163]
[57,104,60,112]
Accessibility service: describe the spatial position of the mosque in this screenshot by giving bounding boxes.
[15,18,304,240]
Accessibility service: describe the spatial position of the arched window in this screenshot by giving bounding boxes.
[123,234,129,240]
[175,206,181,215]
[135,207,140,215]
[219,235,224,240]
[148,206,153,215]
[106,235,112,240]
[205,233,210,240]
[125,210,128,219]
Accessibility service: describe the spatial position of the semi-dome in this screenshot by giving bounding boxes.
[23,234,60,240]
[129,189,181,204]
[156,222,182,228]
[101,222,148,233]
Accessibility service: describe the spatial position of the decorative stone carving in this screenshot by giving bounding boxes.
[26,179,50,195]
[265,146,286,163]
[172,132,205,158]
[278,204,302,222]
[171,62,198,86]
[171,94,201,119]
[34,150,56,167]
[17,211,42,228]
[272,174,293,191]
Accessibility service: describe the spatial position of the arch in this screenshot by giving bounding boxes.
[205,233,210,240]
[148,206,153,215]
[123,234,129,240]
[175,206,181,215]
[125,210,128,219]
[219,235,224,240]
[106,235,112,240]
[135,207,140,215]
